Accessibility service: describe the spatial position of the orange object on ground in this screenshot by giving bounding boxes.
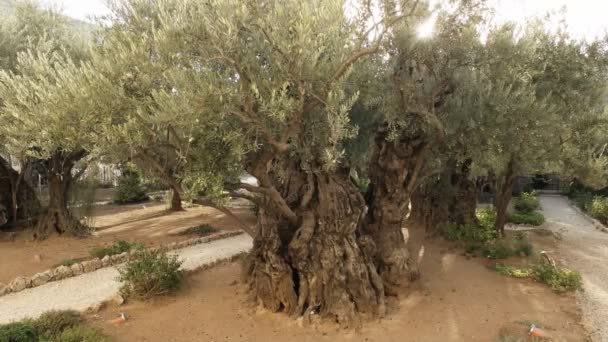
[529,324,549,338]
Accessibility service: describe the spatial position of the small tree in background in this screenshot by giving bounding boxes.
[113,164,149,204]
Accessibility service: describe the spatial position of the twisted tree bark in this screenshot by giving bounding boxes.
[247,168,386,324]
[35,150,87,239]
[364,124,428,290]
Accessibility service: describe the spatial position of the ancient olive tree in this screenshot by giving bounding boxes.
[95,0,427,323]
[0,2,76,226]
[0,47,116,237]
[352,2,485,272]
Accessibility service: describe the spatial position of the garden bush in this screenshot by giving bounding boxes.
[54,325,108,342]
[90,240,143,259]
[508,211,545,226]
[588,196,608,224]
[32,310,81,339]
[113,169,148,204]
[0,310,108,342]
[482,240,515,259]
[476,207,496,232]
[533,262,582,292]
[0,322,38,342]
[494,261,582,292]
[119,248,183,299]
[513,192,539,213]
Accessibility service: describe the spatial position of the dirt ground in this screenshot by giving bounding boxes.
[0,202,254,283]
[93,236,586,342]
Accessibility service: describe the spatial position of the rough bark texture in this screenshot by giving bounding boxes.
[494,159,517,236]
[0,156,40,228]
[246,168,386,324]
[35,150,87,239]
[364,124,427,290]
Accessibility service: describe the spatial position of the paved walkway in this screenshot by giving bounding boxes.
[0,234,252,324]
[539,195,608,342]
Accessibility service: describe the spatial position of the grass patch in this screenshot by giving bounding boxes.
[119,248,183,299]
[90,240,144,259]
[179,224,218,237]
[508,211,545,226]
[494,261,582,292]
[0,310,107,342]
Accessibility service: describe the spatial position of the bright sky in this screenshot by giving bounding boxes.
[47,0,608,40]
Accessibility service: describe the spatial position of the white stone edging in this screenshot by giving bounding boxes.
[0,230,244,297]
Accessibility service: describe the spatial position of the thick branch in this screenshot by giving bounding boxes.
[193,197,256,238]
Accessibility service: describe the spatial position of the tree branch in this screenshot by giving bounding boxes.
[192,197,256,238]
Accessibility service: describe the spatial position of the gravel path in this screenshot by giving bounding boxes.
[539,195,608,342]
[0,234,252,324]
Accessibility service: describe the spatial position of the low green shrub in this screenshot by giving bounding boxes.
[483,240,515,259]
[0,322,38,342]
[113,169,148,204]
[513,192,540,213]
[55,325,108,342]
[513,239,534,256]
[442,221,497,244]
[494,261,582,292]
[33,310,82,339]
[0,310,107,342]
[533,262,582,293]
[476,208,496,232]
[588,196,608,224]
[119,248,183,299]
[494,264,534,278]
[508,211,545,226]
[90,240,144,259]
[179,224,218,237]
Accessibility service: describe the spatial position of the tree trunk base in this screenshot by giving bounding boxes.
[34,209,89,240]
[244,172,386,325]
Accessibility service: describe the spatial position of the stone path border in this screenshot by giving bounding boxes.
[0,234,253,324]
[0,230,243,297]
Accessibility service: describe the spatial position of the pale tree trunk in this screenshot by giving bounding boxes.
[35,150,87,239]
[364,124,428,290]
[494,158,517,237]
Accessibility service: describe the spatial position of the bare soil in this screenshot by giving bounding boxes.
[0,202,254,283]
[92,237,586,342]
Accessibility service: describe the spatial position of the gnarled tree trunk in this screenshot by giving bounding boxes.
[35,150,87,239]
[364,124,428,289]
[494,158,517,237]
[246,168,385,324]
